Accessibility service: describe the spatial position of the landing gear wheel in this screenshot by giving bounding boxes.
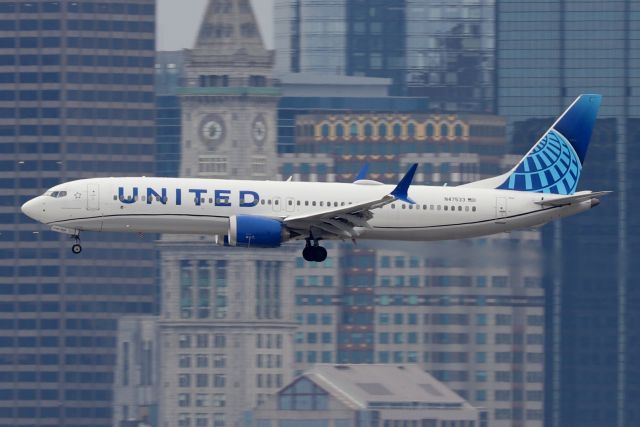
[302,241,328,263]
[71,233,82,255]
[314,246,327,262]
[302,245,315,262]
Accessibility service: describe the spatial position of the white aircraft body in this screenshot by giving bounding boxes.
[21,95,609,262]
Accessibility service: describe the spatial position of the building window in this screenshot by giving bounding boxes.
[364,123,373,137]
[277,377,328,411]
[407,123,416,137]
[393,123,402,137]
[350,122,358,137]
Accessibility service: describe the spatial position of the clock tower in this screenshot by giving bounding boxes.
[179,0,280,179]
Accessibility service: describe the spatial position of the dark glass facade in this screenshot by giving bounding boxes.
[496,1,640,426]
[0,1,157,426]
[275,0,495,111]
[155,51,184,178]
[345,0,407,96]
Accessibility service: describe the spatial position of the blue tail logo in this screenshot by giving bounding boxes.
[497,94,601,195]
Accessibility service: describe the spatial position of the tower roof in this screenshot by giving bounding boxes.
[193,0,270,59]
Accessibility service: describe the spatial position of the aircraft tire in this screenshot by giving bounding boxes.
[315,246,327,262]
[302,246,315,262]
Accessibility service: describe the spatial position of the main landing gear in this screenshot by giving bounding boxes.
[71,234,82,255]
[302,238,327,263]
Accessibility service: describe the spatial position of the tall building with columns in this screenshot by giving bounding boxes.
[156,2,295,427]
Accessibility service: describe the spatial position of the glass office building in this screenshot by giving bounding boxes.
[496,2,640,426]
[0,1,157,426]
[155,51,184,178]
[275,0,495,111]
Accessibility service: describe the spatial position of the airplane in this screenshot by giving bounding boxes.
[21,94,609,262]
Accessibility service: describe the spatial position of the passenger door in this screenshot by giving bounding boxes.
[87,183,100,211]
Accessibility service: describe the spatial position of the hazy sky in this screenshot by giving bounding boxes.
[157,0,275,51]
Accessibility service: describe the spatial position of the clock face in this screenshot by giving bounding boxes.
[252,115,267,145]
[199,114,226,146]
[203,121,223,141]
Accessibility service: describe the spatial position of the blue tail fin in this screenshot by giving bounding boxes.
[496,94,602,195]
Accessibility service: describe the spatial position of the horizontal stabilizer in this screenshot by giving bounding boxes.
[535,191,611,207]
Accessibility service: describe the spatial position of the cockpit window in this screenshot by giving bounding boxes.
[48,191,67,198]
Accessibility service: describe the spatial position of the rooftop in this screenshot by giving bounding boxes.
[304,364,472,410]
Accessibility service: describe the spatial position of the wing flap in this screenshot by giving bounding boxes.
[284,164,418,240]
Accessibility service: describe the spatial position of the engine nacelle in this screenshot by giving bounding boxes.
[227,215,289,248]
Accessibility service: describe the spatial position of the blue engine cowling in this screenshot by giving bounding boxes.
[227,215,288,248]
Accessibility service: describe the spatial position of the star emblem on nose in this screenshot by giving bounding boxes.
[74,192,82,199]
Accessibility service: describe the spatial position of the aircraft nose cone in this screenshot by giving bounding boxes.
[21,198,40,221]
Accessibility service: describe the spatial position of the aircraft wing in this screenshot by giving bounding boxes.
[535,190,611,207]
[283,164,418,239]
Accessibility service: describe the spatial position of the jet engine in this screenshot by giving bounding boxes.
[227,215,290,248]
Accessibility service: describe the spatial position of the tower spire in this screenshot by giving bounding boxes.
[194,0,269,57]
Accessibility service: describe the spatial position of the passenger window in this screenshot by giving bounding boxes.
[275,200,279,205]
[451,205,455,211]
[267,200,272,205]
[423,205,427,210]
[458,206,462,211]
[312,201,316,206]
[409,205,413,210]
[430,205,434,210]
[209,198,213,204]
[113,195,117,200]
[305,201,309,206]
[319,202,323,207]
[465,206,469,212]
[402,204,406,209]
[437,205,441,211]
[444,206,448,211]
[260,199,265,205]
[334,202,338,207]
[472,206,477,212]
[391,204,396,209]
[341,202,345,206]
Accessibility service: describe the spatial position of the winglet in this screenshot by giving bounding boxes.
[391,163,418,204]
[354,163,369,182]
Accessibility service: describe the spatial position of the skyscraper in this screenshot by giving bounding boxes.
[0,1,157,426]
[156,51,185,178]
[275,0,495,111]
[153,2,296,426]
[495,2,640,426]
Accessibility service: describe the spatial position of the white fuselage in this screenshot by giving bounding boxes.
[22,177,595,242]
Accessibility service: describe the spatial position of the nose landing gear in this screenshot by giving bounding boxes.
[302,238,327,263]
[71,234,82,254]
